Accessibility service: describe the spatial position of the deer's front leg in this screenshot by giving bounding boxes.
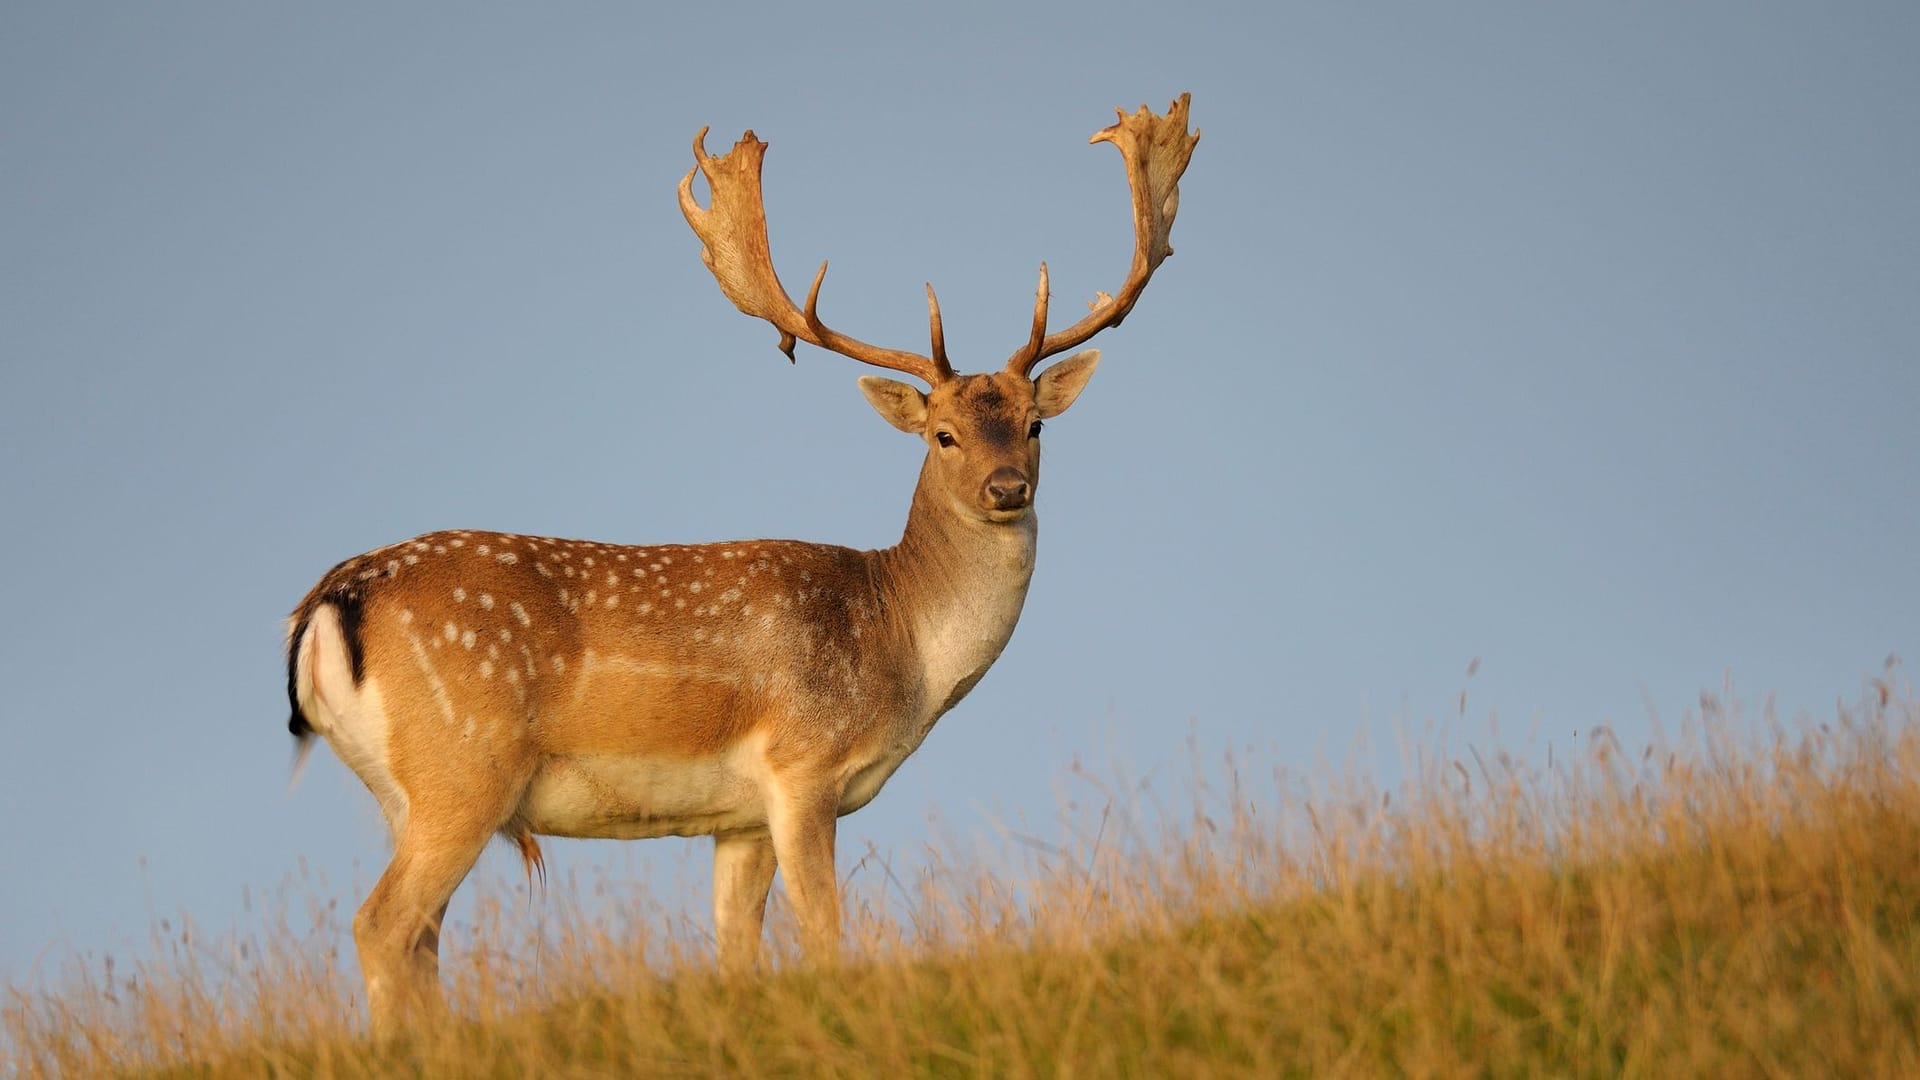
[766,777,842,963]
[712,828,776,974]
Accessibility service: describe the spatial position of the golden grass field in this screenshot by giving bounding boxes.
[7,676,1918,1077]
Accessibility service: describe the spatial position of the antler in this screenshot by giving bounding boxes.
[679,129,954,386]
[1006,93,1200,376]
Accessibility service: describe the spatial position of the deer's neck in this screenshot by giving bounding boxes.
[874,463,1039,721]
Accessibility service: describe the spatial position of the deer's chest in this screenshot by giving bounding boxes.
[914,575,1032,719]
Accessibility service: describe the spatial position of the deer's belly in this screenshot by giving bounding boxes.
[519,740,767,839]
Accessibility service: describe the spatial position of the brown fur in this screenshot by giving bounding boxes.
[285,373,1069,1034]
[286,91,1194,1038]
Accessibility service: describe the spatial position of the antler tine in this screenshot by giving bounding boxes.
[1014,262,1050,368]
[1006,93,1200,376]
[679,127,949,385]
[924,283,955,380]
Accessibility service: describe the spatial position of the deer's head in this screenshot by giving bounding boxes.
[853,356,1095,523]
[679,95,1199,525]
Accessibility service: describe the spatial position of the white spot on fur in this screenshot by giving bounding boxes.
[406,633,457,727]
[453,587,467,603]
[461,630,477,650]
[479,593,494,610]
[443,622,458,642]
[509,601,531,627]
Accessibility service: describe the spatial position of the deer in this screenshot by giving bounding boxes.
[283,94,1198,1035]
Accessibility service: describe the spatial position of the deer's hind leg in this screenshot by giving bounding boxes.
[352,806,502,1037]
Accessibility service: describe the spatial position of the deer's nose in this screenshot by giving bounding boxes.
[984,467,1031,511]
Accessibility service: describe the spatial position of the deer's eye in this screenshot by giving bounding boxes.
[1028,420,1044,438]
[936,431,957,448]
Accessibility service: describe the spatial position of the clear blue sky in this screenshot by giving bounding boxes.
[3,3,1916,990]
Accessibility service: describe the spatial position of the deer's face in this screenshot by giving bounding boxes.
[859,349,1101,524]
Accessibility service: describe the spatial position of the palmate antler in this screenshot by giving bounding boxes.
[679,94,1198,384]
[1006,94,1201,376]
[678,129,955,386]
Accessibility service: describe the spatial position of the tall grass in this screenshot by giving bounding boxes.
[8,678,1919,1076]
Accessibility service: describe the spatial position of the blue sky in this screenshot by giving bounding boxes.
[3,3,1916,990]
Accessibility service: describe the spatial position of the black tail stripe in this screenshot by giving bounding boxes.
[286,611,313,738]
[284,586,369,739]
[329,586,368,684]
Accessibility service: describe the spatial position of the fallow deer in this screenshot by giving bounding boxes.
[284,94,1198,1034]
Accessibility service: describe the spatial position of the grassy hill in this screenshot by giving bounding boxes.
[9,684,1919,1076]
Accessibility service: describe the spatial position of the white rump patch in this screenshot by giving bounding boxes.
[294,606,409,831]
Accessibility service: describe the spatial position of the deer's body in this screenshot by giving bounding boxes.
[290,494,1035,847]
[285,96,1196,1036]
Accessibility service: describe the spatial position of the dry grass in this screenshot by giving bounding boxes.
[8,679,1920,1077]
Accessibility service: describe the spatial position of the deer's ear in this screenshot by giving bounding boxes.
[858,376,928,433]
[1033,349,1100,418]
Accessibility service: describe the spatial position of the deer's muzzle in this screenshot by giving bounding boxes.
[983,467,1032,512]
